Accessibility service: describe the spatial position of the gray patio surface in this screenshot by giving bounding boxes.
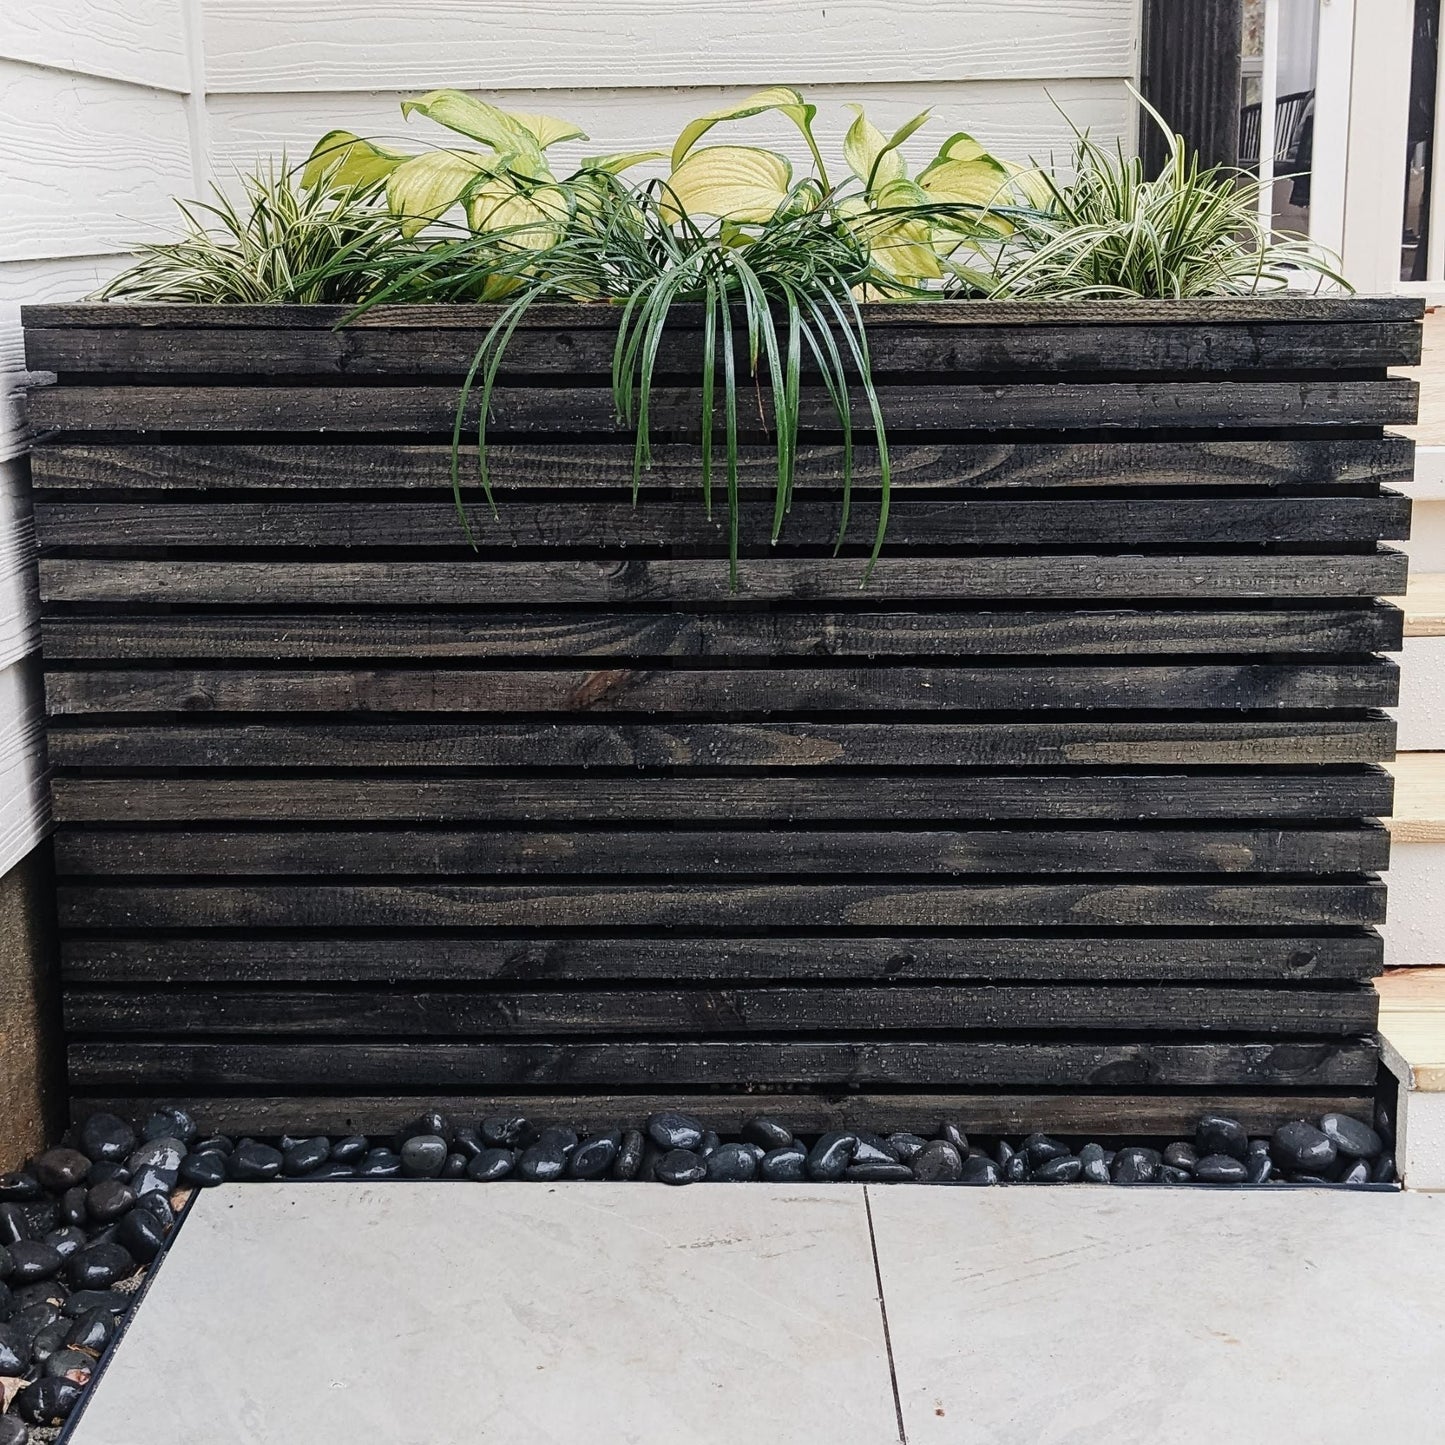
[67,1184,1445,1445]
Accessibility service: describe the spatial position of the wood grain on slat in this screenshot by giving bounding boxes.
[30,438,1416,492]
[37,552,1412,604]
[50,824,1391,878]
[26,378,1421,433]
[24,320,1423,376]
[63,983,1378,1037]
[42,663,1401,717]
[33,494,1413,549]
[49,769,1396,824]
[56,881,1386,930]
[65,1037,1381,1090]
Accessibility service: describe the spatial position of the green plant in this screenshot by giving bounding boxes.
[97,163,406,304]
[950,92,1345,299]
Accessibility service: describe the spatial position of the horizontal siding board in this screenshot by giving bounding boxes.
[59,933,1386,985]
[62,984,1378,1037]
[40,663,1403,717]
[66,1038,1380,1090]
[43,719,1398,770]
[25,378,1422,432]
[30,438,1416,492]
[50,824,1392,877]
[36,552,1413,604]
[32,495,1414,549]
[0,0,188,91]
[37,606,1407,662]
[48,770,1397,823]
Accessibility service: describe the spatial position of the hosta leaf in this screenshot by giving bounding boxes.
[671,87,816,168]
[860,178,942,282]
[511,111,589,149]
[387,150,492,236]
[918,132,1012,210]
[660,145,792,224]
[300,131,406,191]
[400,90,548,177]
[466,180,571,248]
[580,149,667,173]
[844,105,929,191]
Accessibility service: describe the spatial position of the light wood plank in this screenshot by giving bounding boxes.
[1376,967,1445,1089]
[1385,753,1445,841]
[1392,573,1445,635]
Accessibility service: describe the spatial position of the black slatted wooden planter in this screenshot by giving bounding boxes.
[23,295,1420,1137]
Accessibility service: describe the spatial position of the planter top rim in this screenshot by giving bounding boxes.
[21,295,1424,330]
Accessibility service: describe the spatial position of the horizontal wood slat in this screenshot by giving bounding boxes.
[50,824,1392,877]
[32,495,1413,550]
[41,663,1402,717]
[26,378,1422,433]
[62,984,1379,1038]
[49,770,1397,824]
[29,438,1417,493]
[44,720,1398,770]
[59,933,1385,985]
[37,552,1413,604]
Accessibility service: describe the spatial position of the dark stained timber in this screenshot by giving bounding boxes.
[24,297,1415,1123]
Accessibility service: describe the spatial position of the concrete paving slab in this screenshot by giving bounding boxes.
[868,1187,1445,1444]
[69,1183,899,1445]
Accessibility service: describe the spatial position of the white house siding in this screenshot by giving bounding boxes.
[0,0,1140,880]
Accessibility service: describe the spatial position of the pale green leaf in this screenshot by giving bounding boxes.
[843,106,905,190]
[510,111,589,149]
[300,131,406,191]
[386,149,492,235]
[670,87,816,168]
[400,90,548,176]
[580,149,668,174]
[660,145,793,223]
[466,179,571,248]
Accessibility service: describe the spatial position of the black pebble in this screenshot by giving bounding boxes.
[1337,1158,1370,1186]
[16,1375,83,1425]
[1163,1142,1198,1173]
[465,1148,514,1182]
[229,1141,284,1182]
[1020,1134,1069,1168]
[805,1132,857,1182]
[1271,1121,1337,1174]
[656,1150,706,1185]
[570,1134,620,1180]
[66,1242,135,1291]
[87,1178,137,1224]
[0,1172,41,1203]
[741,1118,793,1151]
[647,1113,705,1152]
[1246,1152,1273,1185]
[0,1323,26,1372]
[847,1161,913,1182]
[329,1135,368,1163]
[356,1149,401,1179]
[396,1112,452,1149]
[86,1161,130,1187]
[760,1146,808,1182]
[180,1152,226,1188]
[480,1116,527,1148]
[65,1307,115,1354]
[1078,1143,1110,1184]
[958,1156,1001,1185]
[706,1143,759,1182]
[45,1346,95,1383]
[9,1241,63,1285]
[32,1316,70,1362]
[45,1227,86,1263]
[0,1245,9,1283]
[1034,1156,1082,1184]
[282,1138,331,1177]
[913,1141,963,1183]
[117,1208,167,1265]
[7,1303,59,1349]
[62,1290,128,1318]
[0,1413,27,1445]
[78,1113,136,1164]
[400,1135,448,1179]
[1111,1147,1161,1184]
[143,1108,196,1146]
[851,1133,899,1166]
[1003,1152,1029,1182]
[1318,1113,1383,1160]
[32,1149,90,1193]
[191,1135,233,1157]
[1195,1114,1249,1162]
[1194,1154,1248,1184]
[517,1141,567,1182]
[610,1130,645,1181]
[451,1127,485,1160]
[441,1152,468,1179]
[59,1185,88,1229]
[940,1122,969,1151]
[1158,1164,1192,1184]
[1373,1154,1398,1184]
[995,1140,1016,1168]
[887,1133,928,1164]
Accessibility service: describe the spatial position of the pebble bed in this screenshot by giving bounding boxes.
[0,1103,1397,1441]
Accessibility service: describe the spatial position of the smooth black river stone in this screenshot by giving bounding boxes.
[1022,1134,1070,1168]
[532,1127,580,1156]
[0,1276,19,1318]
[656,1150,707,1186]
[1246,1152,1273,1185]
[1158,1165,1192,1184]
[480,1116,527,1148]
[1375,1102,1395,1147]
[1194,1154,1249,1184]
[117,1208,167,1265]
[1373,1154,1398,1184]
[86,1160,130,1188]
[913,1141,963,1183]
[192,1135,233,1157]
[78,1113,136,1165]
[0,1244,10,1280]
[59,1185,88,1229]
[67,1242,134,1291]
[570,1134,620,1180]
[742,1118,793,1152]
[66,1307,116,1354]
[16,1375,83,1425]
[1163,1142,1198,1173]
[647,1113,705,1152]
[400,1135,448,1179]
[1319,1113,1383,1160]
[282,1138,331,1177]
[465,1148,515,1182]
[1078,1143,1110,1184]
[1272,1122,1337,1174]
[134,1193,175,1232]
[847,1162,914,1183]
[939,1122,969,1151]
[357,1149,402,1180]
[852,1133,900,1166]
[21,1202,58,1238]
[0,1411,28,1445]
[180,1152,226,1188]
[760,1147,808,1183]
[143,1108,197,1146]
[0,1172,41,1203]
[517,1141,568,1182]
[11,1275,67,1311]
[7,1302,58,1347]
[32,1316,70,1361]
[636,1146,660,1184]
[1003,1152,1029,1182]
[45,1227,86,1263]
[439,1152,466,1179]
[1195,1114,1249,1162]
[62,1290,128,1318]
[9,1241,63,1285]
[396,1112,452,1149]
[125,1139,184,1179]
[611,1131,645,1181]
[451,1126,485,1160]
[46,1345,96,1383]
[0,1323,25,1372]
[706,1143,759,1182]
[1111,1147,1162,1184]
[1338,1158,1371,1186]
[86,1178,136,1225]
[887,1133,928,1165]
[229,1141,284,1183]
[994,1140,1015,1168]
[1034,1156,1083,1184]
[958,1156,1001,1185]
[329,1135,368,1163]
[131,1163,178,1199]
[806,1132,858,1182]
[697,1131,722,1160]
